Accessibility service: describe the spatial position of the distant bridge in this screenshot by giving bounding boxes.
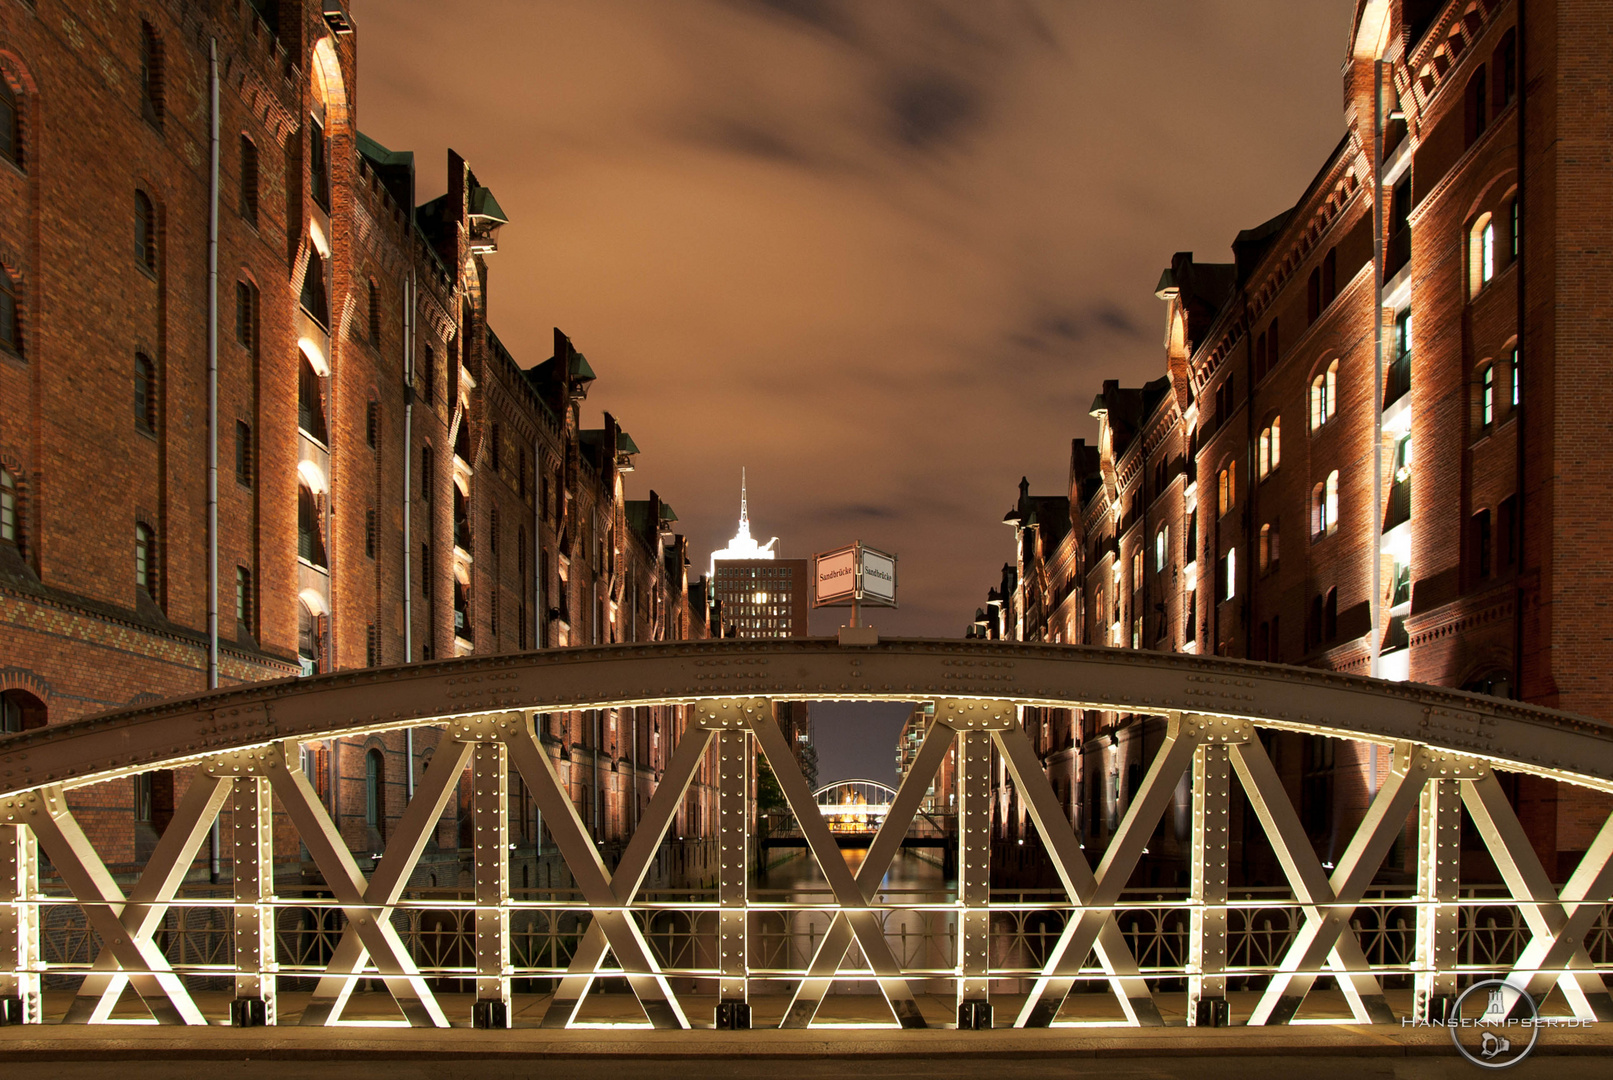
[762,778,954,853]
[0,637,1610,1032]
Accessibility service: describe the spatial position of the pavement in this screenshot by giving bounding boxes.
[0,990,1607,1077]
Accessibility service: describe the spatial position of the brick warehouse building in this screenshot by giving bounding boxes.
[970,0,1613,887]
[0,0,731,886]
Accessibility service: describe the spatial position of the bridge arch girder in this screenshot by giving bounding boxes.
[1,638,1609,799]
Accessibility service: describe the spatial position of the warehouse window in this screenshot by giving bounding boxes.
[367,279,381,347]
[134,353,156,431]
[239,135,258,226]
[139,21,164,127]
[135,522,157,596]
[1312,472,1339,540]
[135,191,156,271]
[235,420,252,486]
[0,267,19,357]
[1479,362,1495,431]
[1310,362,1337,430]
[1470,213,1495,296]
[0,466,18,548]
[365,749,384,830]
[0,80,19,168]
[235,566,253,630]
[298,484,327,567]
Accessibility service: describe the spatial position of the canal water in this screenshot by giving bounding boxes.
[750,849,957,993]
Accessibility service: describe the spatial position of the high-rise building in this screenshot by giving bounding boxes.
[710,474,814,782]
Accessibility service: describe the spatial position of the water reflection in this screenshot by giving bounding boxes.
[751,850,956,990]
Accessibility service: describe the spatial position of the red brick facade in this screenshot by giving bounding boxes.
[971,0,1613,885]
[0,0,723,882]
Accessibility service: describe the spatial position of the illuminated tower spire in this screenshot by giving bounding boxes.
[710,466,779,576]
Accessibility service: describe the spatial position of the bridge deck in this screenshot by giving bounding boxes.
[0,990,1609,1060]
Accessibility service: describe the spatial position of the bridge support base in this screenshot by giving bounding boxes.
[714,1000,751,1030]
[957,1001,992,1030]
[229,998,269,1028]
[473,1000,510,1029]
[1193,997,1230,1028]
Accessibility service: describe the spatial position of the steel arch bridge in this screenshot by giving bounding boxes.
[0,637,1610,1032]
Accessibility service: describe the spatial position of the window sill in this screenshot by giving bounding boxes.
[0,345,24,368]
[0,155,24,179]
[136,424,157,441]
[136,263,157,283]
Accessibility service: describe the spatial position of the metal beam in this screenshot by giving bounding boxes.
[1188,729,1242,1026]
[1413,777,1460,1021]
[0,824,40,1024]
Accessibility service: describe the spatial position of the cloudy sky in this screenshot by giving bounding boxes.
[359,0,1354,640]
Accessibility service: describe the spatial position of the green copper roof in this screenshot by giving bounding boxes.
[357,132,413,169]
[570,352,596,382]
[469,186,509,224]
[616,431,640,455]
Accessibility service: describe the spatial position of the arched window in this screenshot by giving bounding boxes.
[365,748,385,830]
[1470,212,1494,296]
[1154,526,1169,571]
[1258,428,1270,479]
[135,522,157,596]
[299,249,329,328]
[0,466,18,548]
[0,79,19,167]
[1,267,19,356]
[298,352,326,441]
[298,484,327,567]
[134,353,156,430]
[1325,471,1339,535]
[235,280,258,350]
[1259,522,1272,572]
[1,689,47,734]
[1270,416,1281,470]
[139,21,164,125]
[1217,467,1234,516]
[1510,346,1521,407]
[367,279,381,346]
[1312,363,1337,430]
[135,191,156,270]
[366,397,380,449]
[239,135,259,226]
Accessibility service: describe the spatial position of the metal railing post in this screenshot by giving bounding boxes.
[957,727,992,1029]
[1187,740,1231,1027]
[1413,778,1461,1022]
[0,825,40,1025]
[716,723,751,1029]
[230,776,276,1027]
[473,739,512,1028]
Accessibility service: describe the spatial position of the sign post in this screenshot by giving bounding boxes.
[814,542,896,643]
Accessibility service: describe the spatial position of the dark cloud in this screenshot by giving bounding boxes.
[882,69,984,152]
[357,0,1350,643]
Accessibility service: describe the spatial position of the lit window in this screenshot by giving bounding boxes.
[1470,213,1494,296]
[1271,416,1281,470]
[1511,348,1520,407]
[1218,468,1234,516]
[1258,428,1270,479]
[1325,471,1339,535]
[0,466,16,546]
[1313,473,1339,540]
[1259,523,1271,573]
[135,523,156,595]
[1224,548,1236,602]
[1481,363,1494,428]
[1155,527,1168,572]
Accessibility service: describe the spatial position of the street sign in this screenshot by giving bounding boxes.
[814,545,858,605]
[813,542,897,611]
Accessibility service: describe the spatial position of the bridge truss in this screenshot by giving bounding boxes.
[0,639,1611,1030]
